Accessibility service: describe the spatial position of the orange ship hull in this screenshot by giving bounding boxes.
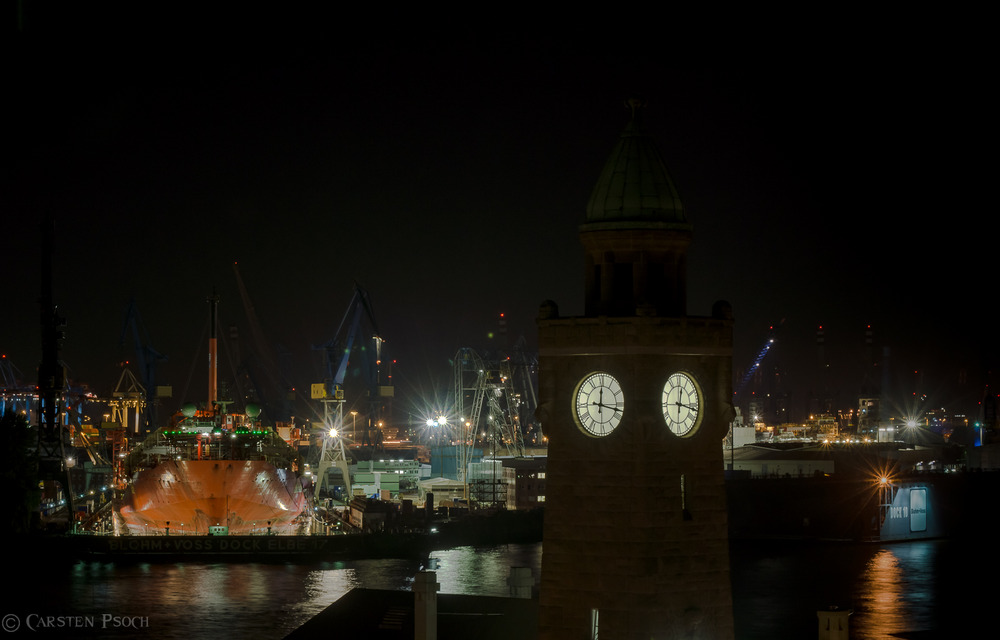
[117,459,308,535]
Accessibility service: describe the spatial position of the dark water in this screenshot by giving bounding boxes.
[7,539,988,638]
[730,539,983,639]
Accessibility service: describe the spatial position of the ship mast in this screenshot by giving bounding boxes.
[208,291,219,414]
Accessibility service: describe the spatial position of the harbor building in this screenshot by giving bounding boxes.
[536,102,735,639]
[502,456,547,510]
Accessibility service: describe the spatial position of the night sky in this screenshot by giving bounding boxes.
[6,10,994,426]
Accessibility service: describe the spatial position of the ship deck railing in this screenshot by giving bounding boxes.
[123,429,301,474]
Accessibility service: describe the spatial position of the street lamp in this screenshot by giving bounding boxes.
[426,415,448,447]
[350,410,358,440]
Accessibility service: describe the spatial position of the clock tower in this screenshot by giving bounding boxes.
[537,101,735,640]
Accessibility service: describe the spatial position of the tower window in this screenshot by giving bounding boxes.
[589,264,602,309]
[681,474,693,521]
[612,262,633,311]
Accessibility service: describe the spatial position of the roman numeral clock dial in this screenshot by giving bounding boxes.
[662,371,702,436]
[573,372,624,437]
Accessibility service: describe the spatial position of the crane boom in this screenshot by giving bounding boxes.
[734,321,784,401]
[232,262,294,423]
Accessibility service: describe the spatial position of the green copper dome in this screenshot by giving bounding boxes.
[582,102,690,232]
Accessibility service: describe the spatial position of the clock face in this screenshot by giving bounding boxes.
[662,372,702,436]
[573,372,624,437]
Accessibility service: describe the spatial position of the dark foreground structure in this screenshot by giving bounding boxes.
[284,578,538,640]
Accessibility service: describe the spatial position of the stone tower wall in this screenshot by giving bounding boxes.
[537,314,735,639]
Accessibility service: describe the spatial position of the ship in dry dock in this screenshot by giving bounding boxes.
[114,403,310,536]
[113,296,310,536]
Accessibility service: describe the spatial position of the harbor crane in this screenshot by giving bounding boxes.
[727,322,784,449]
[734,321,783,402]
[119,298,167,435]
[453,343,532,460]
[37,215,76,530]
[231,262,295,424]
[454,347,487,490]
[312,285,388,501]
[1,355,34,419]
[507,335,540,444]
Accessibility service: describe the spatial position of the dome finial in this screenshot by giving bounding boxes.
[625,97,647,121]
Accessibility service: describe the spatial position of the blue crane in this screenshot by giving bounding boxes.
[119,298,167,434]
[318,285,382,409]
[312,285,386,500]
[734,322,782,400]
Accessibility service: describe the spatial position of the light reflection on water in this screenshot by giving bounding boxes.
[429,543,543,597]
[17,540,989,638]
[728,538,988,639]
[851,543,940,640]
[856,549,905,638]
[22,546,540,639]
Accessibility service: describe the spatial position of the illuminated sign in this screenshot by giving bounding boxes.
[909,488,927,532]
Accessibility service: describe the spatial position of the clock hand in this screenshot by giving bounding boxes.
[594,402,621,412]
[591,400,621,413]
